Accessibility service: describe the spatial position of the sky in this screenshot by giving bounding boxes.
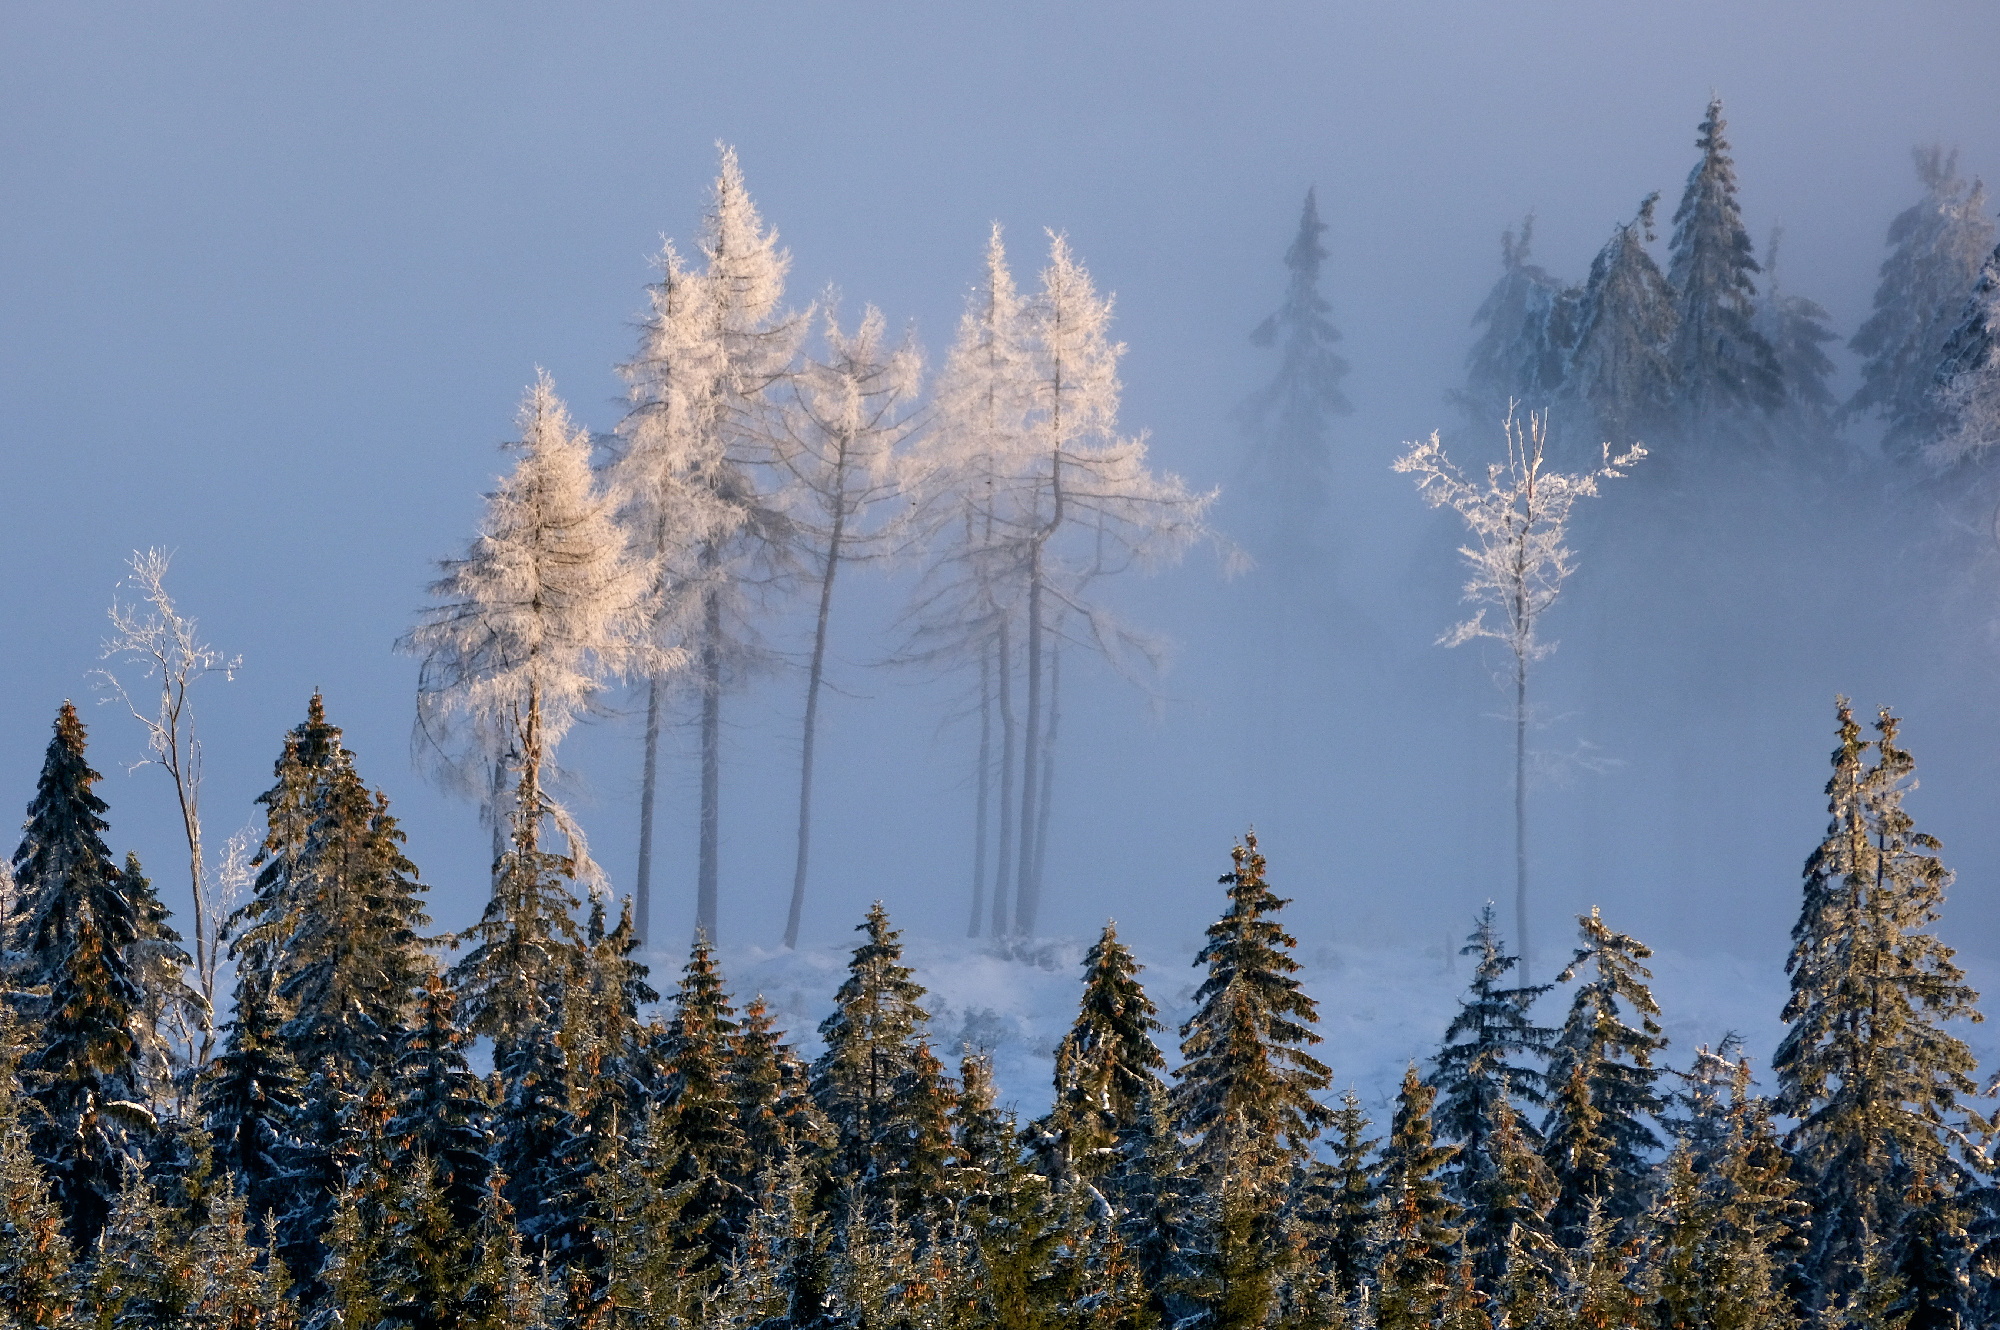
[4,3,2000,1024]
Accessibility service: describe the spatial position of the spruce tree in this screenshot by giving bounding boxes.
[1429,905,1553,1212]
[1369,1066,1462,1330]
[1849,146,1995,453]
[1757,227,1843,448]
[656,931,749,1271]
[732,995,828,1179]
[1170,833,1332,1180]
[10,702,150,1249]
[1107,1084,1203,1330]
[1541,906,1665,1243]
[79,1159,195,1329]
[1462,215,1579,425]
[1562,196,1678,454]
[1930,239,2000,468]
[1667,98,1784,442]
[0,1073,73,1329]
[1460,1083,1557,1294]
[1773,701,1987,1315]
[1301,1089,1378,1296]
[1038,921,1167,1185]
[119,852,201,1117]
[811,903,954,1220]
[385,971,492,1232]
[1237,187,1352,565]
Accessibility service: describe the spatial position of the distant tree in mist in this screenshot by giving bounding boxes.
[609,145,806,945]
[1236,187,1350,565]
[1849,146,1995,455]
[772,304,924,949]
[1394,413,1641,978]
[1667,98,1784,445]
[1928,239,2000,468]
[1462,215,1577,429]
[1561,195,1678,454]
[1755,227,1842,448]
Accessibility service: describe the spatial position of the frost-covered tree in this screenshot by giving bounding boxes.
[198,959,301,1226]
[1429,906,1553,1212]
[10,702,151,1249]
[119,851,199,1117]
[1462,215,1578,426]
[774,304,922,949]
[1008,234,1219,935]
[1236,187,1351,566]
[1394,416,1640,975]
[1928,239,2000,468]
[610,145,805,945]
[1757,226,1843,449]
[910,231,1219,938]
[1037,921,1167,1184]
[1667,97,1784,443]
[1849,146,1995,453]
[406,371,652,888]
[94,547,238,1061]
[0,1062,74,1330]
[899,227,1036,939]
[655,931,749,1270]
[1562,195,1677,453]
[1773,701,1988,1314]
[1541,908,1666,1245]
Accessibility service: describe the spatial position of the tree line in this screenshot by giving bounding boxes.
[0,691,1993,1327]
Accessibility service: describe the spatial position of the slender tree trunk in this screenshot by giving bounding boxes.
[1015,547,1044,938]
[1514,652,1529,982]
[698,583,722,944]
[1031,642,1059,903]
[786,496,848,950]
[970,647,993,938]
[489,758,507,887]
[634,674,663,946]
[993,620,1017,939]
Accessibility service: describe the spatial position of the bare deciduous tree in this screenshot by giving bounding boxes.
[94,548,238,1062]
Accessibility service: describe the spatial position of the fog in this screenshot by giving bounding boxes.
[5,3,2000,1011]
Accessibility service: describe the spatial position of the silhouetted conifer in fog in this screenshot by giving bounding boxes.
[1757,226,1843,449]
[1930,237,2000,468]
[1462,214,1577,425]
[1668,97,1784,443]
[1237,187,1352,566]
[1563,195,1678,453]
[1850,145,1995,454]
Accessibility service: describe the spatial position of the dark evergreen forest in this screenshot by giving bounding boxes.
[1,688,1993,1328]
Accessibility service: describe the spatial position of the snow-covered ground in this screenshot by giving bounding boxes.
[639,931,2000,1125]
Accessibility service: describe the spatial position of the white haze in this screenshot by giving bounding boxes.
[4,4,2000,1073]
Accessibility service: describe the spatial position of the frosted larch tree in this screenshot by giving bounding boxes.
[405,373,652,1047]
[611,145,805,944]
[1235,187,1351,567]
[93,549,237,1064]
[773,303,923,949]
[1008,233,1220,935]
[1394,413,1641,976]
[1461,215,1579,428]
[1849,146,1994,454]
[1562,196,1678,456]
[898,226,1035,939]
[1667,98,1783,444]
[1928,239,2000,468]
